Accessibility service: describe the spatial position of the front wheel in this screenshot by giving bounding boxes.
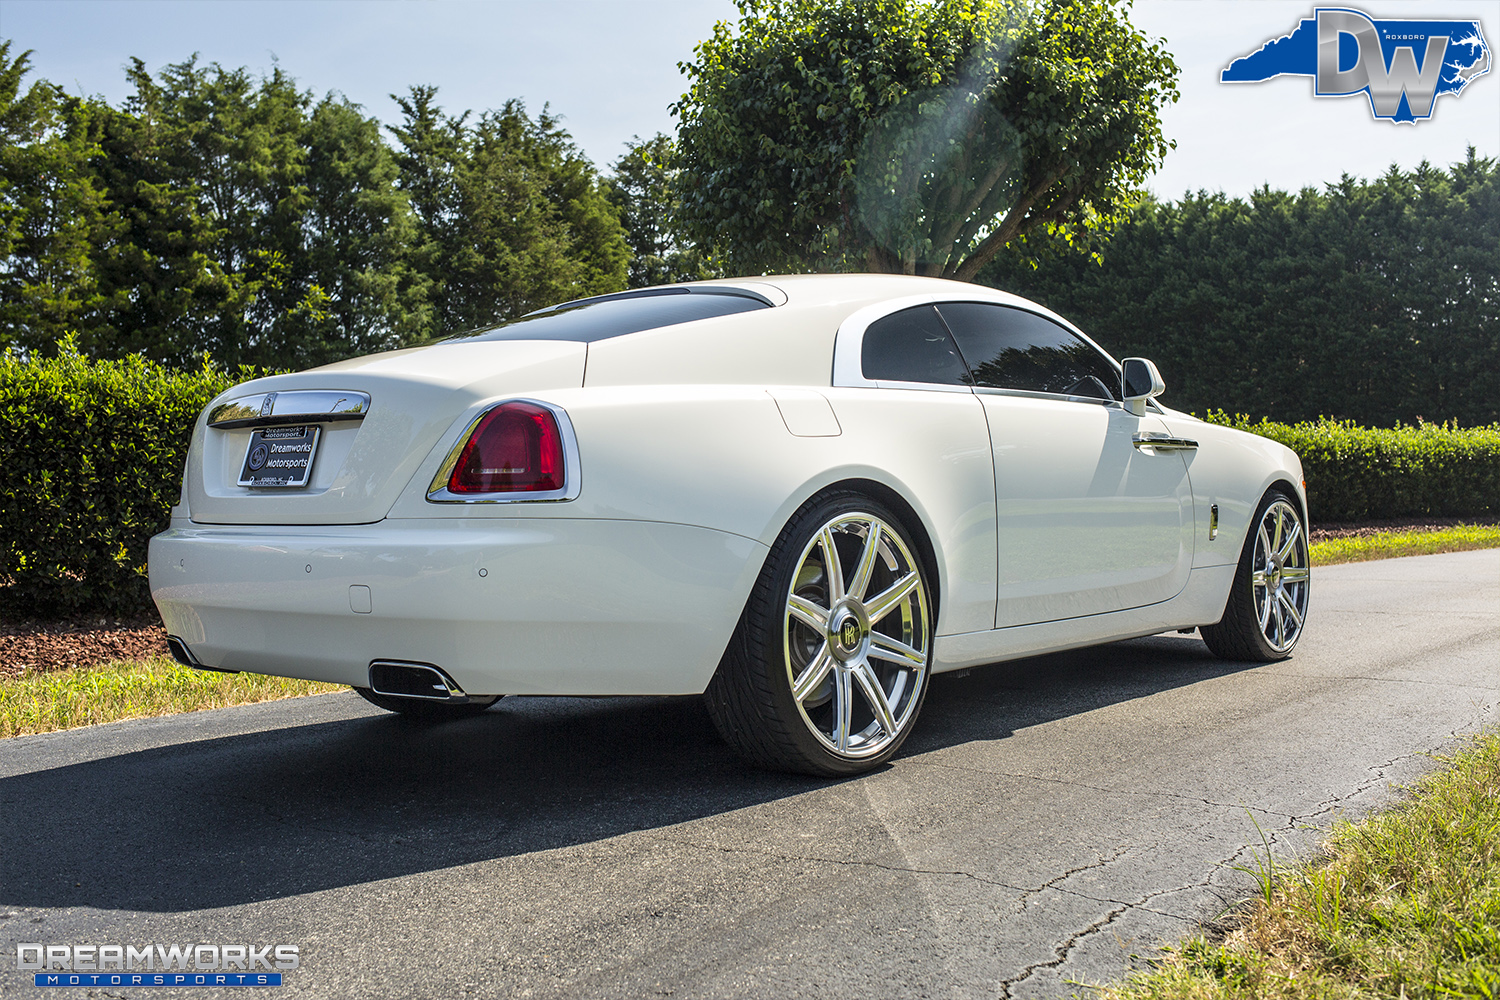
[705,492,934,776]
[1201,491,1310,661]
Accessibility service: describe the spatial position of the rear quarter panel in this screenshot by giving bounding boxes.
[386,384,999,636]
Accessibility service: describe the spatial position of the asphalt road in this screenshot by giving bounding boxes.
[2,549,1496,999]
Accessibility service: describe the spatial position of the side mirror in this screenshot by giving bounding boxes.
[1121,358,1165,416]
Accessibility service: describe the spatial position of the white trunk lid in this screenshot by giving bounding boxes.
[184,341,586,525]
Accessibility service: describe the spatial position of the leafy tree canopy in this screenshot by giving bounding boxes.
[391,88,629,334]
[672,0,1179,280]
[0,42,117,354]
[1,46,629,367]
[605,133,720,288]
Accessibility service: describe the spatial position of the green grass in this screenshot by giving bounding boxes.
[0,656,342,738]
[1310,524,1500,566]
[1097,731,1500,1000]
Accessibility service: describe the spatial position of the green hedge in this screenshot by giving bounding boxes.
[0,342,261,614]
[1205,412,1500,523]
[3,345,1495,617]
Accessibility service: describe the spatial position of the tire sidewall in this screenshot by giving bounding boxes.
[1225,489,1307,660]
[751,492,933,775]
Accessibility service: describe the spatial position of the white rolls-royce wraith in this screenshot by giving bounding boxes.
[150,274,1309,775]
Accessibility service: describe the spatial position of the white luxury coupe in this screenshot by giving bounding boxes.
[150,274,1310,775]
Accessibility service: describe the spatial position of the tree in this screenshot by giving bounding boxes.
[391,89,629,335]
[605,133,718,287]
[274,96,429,365]
[672,0,1178,279]
[81,57,426,367]
[91,56,312,365]
[981,153,1500,426]
[0,42,118,356]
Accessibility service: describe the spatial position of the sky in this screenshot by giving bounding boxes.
[2,0,1497,201]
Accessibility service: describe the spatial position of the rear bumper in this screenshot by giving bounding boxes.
[148,517,767,696]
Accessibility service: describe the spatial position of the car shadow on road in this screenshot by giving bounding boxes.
[1,633,1263,913]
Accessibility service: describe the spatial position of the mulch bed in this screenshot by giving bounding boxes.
[3,517,1496,679]
[1308,515,1499,540]
[1,611,169,680]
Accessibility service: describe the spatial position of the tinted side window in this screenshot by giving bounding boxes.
[937,302,1118,400]
[861,305,969,385]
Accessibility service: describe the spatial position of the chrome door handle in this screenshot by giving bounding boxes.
[1132,432,1198,452]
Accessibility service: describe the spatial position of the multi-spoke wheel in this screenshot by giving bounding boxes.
[705,492,933,776]
[1201,491,1310,661]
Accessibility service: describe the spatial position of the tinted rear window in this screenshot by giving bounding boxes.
[446,289,770,344]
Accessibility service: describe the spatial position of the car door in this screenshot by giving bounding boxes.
[933,302,1194,628]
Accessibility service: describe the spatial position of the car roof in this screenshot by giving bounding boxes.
[691,273,1034,313]
[569,274,1074,389]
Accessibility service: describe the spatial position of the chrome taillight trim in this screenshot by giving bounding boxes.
[425,398,582,504]
[208,390,371,429]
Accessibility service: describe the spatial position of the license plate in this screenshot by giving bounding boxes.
[238,425,321,487]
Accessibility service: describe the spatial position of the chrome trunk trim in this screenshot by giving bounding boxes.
[208,390,371,429]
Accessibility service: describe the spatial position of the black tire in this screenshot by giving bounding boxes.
[1201,490,1310,661]
[353,686,501,721]
[704,490,934,776]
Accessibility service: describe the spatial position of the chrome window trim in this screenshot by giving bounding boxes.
[831,291,1123,393]
[208,390,371,429]
[975,388,1167,414]
[972,385,1120,407]
[869,379,975,394]
[425,397,583,504]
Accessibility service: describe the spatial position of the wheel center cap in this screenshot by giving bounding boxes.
[840,618,860,649]
[1265,559,1282,589]
[828,604,869,661]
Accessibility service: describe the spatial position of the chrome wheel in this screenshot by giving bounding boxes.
[1250,499,1310,653]
[782,512,931,760]
[1202,489,1310,662]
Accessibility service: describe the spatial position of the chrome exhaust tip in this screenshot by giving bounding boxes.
[368,660,474,703]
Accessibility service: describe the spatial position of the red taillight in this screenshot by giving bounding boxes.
[447,401,565,494]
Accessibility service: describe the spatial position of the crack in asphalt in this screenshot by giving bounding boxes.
[989,741,1463,997]
[1290,747,1438,829]
[1028,847,1129,897]
[996,843,1276,998]
[913,760,1299,819]
[661,745,1451,999]
[660,836,1132,903]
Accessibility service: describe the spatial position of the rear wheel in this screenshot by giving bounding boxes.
[353,686,501,721]
[705,491,933,776]
[1201,491,1310,661]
